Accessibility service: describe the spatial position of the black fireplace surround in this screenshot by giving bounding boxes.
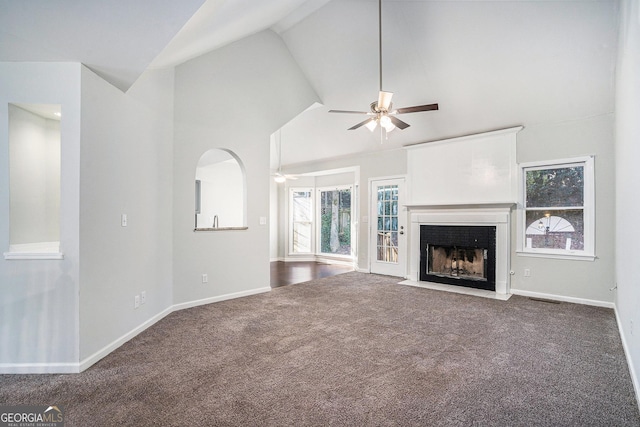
[420,225,496,291]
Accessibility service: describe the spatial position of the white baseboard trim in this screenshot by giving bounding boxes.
[510,288,615,308]
[78,306,174,373]
[314,257,355,267]
[614,305,640,411]
[0,287,272,375]
[283,256,316,262]
[282,256,356,267]
[172,287,271,312]
[0,362,80,374]
[356,267,370,273]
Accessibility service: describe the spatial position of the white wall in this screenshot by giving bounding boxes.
[8,104,60,245]
[284,112,615,305]
[269,179,279,261]
[509,115,616,303]
[79,66,175,363]
[615,0,640,403]
[173,30,319,304]
[0,62,81,371]
[405,128,519,206]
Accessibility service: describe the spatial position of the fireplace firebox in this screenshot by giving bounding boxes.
[420,225,496,291]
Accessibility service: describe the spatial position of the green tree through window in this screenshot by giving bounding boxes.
[521,158,593,257]
[319,188,351,255]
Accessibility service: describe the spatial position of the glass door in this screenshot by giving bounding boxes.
[370,178,406,277]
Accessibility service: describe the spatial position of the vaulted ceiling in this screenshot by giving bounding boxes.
[0,0,618,166]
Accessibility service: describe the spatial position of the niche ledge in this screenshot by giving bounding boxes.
[4,252,64,260]
[3,242,64,260]
[194,227,249,232]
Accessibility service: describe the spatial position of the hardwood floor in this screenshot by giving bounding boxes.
[270,261,354,288]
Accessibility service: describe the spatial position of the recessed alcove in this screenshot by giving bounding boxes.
[4,103,63,260]
[194,148,248,231]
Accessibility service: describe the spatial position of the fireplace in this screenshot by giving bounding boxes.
[407,203,514,295]
[420,225,496,291]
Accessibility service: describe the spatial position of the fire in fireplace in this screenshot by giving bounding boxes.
[420,225,496,291]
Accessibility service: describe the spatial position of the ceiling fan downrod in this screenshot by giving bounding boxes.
[328,0,439,132]
[379,0,383,93]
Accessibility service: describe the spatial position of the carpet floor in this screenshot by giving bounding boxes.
[1,272,639,426]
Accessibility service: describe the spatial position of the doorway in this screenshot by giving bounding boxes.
[369,178,406,277]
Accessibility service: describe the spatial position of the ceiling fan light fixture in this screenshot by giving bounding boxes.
[274,174,286,183]
[380,115,395,132]
[365,120,378,132]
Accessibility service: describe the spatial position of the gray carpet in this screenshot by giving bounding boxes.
[1,272,639,426]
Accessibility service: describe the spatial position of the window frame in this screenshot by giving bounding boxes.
[315,185,354,258]
[288,187,314,255]
[517,156,595,261]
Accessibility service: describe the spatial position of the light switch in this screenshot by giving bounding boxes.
[121,214,128,227]
[259,216,267,225]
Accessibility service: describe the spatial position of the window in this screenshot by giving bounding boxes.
[518,156,594,260]
[318,186,352,256]
[290,188,313,253]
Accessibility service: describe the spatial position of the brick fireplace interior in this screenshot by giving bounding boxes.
[420,225,496,291]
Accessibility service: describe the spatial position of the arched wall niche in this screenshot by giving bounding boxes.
[5,103,63,259]
[194,148,247,231]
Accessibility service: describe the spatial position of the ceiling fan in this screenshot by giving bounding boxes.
[329,0,439,132]
[272,129,298,183]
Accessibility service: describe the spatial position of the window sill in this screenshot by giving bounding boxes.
[516,250,595,261]
[4,251,64,260]
[318,253,354,260]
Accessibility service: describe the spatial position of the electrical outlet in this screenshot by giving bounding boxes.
[141,291,146,305]
[524,268,531,277]
[259,216,267,225]
[134,295,140,309]
[202,274,208,284]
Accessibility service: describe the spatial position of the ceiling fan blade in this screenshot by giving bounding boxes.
[378,91,393,111]
[388,115,410,130]
[329,109,370,114]
[348,117,376,130]
[394,103,439,114]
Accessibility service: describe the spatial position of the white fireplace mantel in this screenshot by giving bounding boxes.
[407,205,514,295]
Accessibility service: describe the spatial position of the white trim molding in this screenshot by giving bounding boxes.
[0,362,79,374]
[517,155,595,260]
[79,306,174,373]
[3,251,64,260]
[0,286,272,374]
[172,287,271,312]
[408,205,514,296]
[4,242,64,260]
[511,288,614,308]
[614,306,640,411]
